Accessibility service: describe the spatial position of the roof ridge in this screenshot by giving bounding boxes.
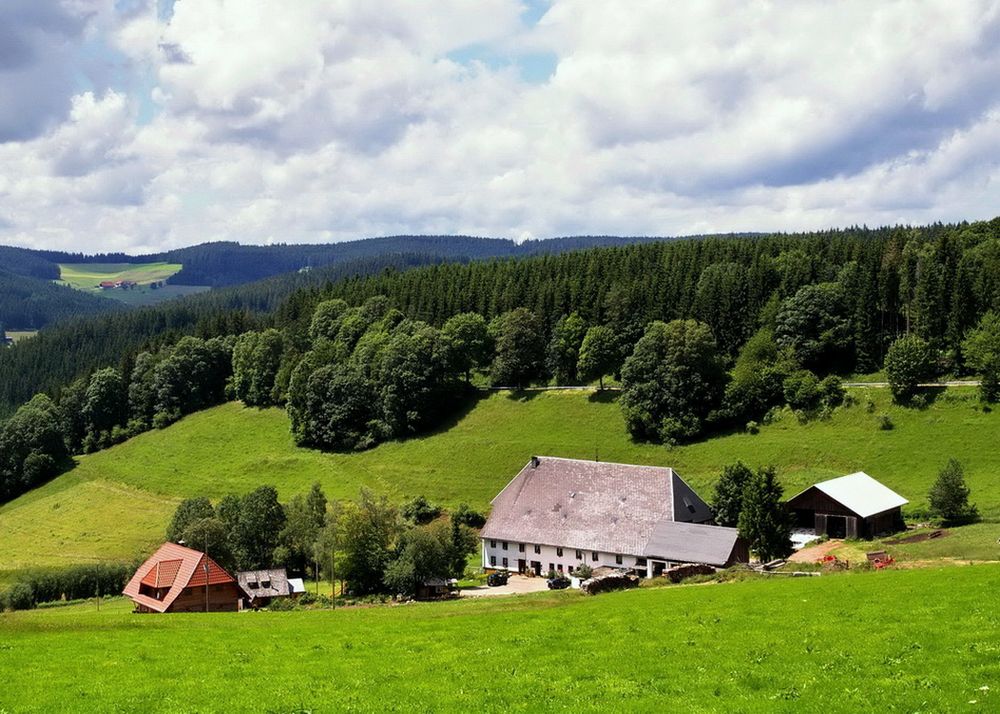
[534,455,675,473]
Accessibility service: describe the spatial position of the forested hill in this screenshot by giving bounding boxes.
[0,269,118,329]
[0,253,447,416]
[1,234,685,289]
[309,219,1000,362]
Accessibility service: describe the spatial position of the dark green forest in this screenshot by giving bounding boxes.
[4,218,1000,506]
[0,269,118,329]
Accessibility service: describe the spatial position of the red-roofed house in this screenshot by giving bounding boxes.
[123,542,245,613]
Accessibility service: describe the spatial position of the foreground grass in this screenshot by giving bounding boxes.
[2,388,999,572]
[1,565,997,712]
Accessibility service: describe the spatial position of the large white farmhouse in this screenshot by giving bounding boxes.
[481,456,748,578]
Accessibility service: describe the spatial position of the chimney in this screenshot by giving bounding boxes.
[530,456,540,469]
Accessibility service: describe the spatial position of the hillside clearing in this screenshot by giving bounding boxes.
[1,388,998,573]
[1,565,997,712]
[55,262,209,306]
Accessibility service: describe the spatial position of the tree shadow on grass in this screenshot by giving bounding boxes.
[503,389,543,403]
[587,390,619,404]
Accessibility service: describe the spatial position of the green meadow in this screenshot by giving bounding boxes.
[1,388,999,579]
[0,564,997,712]
[56,262,209,306]
[6,331,37,343]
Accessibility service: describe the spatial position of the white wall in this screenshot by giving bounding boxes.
[481,538,645,575]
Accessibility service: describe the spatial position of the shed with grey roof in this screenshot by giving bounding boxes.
[236,568,302,607]
[786,472,907,539]
[643,521,748,568]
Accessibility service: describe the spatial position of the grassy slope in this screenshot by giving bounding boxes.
[2,387,999,576]
[56,262,209,306]
[1,565,998,712]
[7,331,36,343]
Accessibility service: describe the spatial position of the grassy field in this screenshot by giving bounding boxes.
[2,388,1000,574]
[56,262,209,306]
[6,330,37,343]
[0,564,997,712]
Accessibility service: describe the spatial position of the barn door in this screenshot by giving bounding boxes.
[815,513,828,535]
[846,516,859,539]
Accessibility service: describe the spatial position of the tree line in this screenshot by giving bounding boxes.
[166,484,483,599]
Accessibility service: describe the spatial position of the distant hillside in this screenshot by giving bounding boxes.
[0,252,456,415]
[1,233,680,290]
[0,234,678,332]
[0,269,118,330]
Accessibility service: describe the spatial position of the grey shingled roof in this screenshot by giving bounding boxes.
[643,520,740,566]
[237,568,292,600]
[481,456,712,555]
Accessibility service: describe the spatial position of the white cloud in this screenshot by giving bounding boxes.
[0,0,999,253]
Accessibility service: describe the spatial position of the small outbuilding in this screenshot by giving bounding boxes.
[786,472,907,539]
[415,577,457,600]
[643,521,749,575]
[237,568,305,608]
[123,542,244,613]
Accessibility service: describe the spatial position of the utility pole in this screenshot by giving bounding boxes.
[204,530,210,614]
[331,537,336,609]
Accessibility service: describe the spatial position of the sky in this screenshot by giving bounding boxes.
[1,1,1000,254]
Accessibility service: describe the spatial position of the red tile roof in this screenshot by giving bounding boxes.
[123,542,239,612]
[139,559,182,589]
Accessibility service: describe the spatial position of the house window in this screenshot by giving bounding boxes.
[636,557,647,566]
[518,543,525,552]
[556,547,563,557]
[490,556,496,566]
[502,541,508,551]
[568,566,574,574]
[591,551,598,562]
[534,544,541,554]
[502,557,508,567]
[576,550,583,560]
[615,554,623,565]
[549,563,554,572]
[490,540,496,548]
[557,564,563,572]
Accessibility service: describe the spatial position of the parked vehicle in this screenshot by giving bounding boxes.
[547,574,571,590]
[487,572,510,587]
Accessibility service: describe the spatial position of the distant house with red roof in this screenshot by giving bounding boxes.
[122,542,245,613]
[99,281,116,289]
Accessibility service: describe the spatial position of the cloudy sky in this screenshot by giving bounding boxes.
[2,0,1000,253]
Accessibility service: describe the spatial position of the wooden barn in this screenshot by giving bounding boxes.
[786,472,907,539]
[123,542,245,613]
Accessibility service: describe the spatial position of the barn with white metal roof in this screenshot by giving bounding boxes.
[785,472,907,539]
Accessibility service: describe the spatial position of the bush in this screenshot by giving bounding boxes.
[885,335,933,404]
[783,370,821,411]
[877,414,894,431]
[401,495,441,525]
[573,563,593,580]
[4,582,35,611]
[745,420,759,435]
